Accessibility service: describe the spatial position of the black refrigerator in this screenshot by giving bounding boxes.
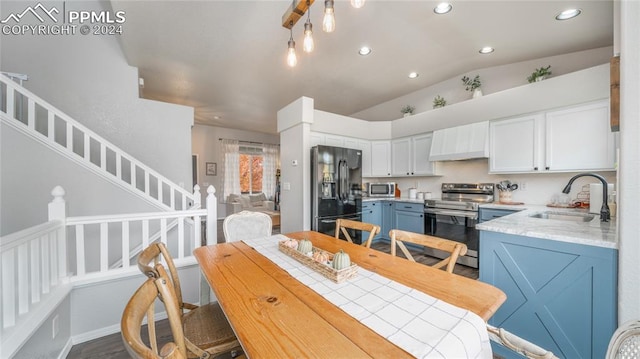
[311,145,363,243]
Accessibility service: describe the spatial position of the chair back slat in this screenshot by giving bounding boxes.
[334,219,380,248]
[389,229,467,273]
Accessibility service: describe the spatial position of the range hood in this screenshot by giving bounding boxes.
[429,121,489,161]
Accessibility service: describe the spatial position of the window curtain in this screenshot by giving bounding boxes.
[262,144,280,200]
[221,139,240,202]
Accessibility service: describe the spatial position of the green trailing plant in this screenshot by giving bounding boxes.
[400,105,415,115]
[527,65,552,83]
[433,95,447,108]
[461,75,481,91]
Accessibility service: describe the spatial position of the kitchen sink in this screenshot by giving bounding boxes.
[529,211,595,222]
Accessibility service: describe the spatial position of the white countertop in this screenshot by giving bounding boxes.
[477,204,618,249]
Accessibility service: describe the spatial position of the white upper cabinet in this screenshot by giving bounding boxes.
[392,134,437,176]
[489,114,543,172]
[391,138,411,176]
[545,101,615,171]
[370,140,392,177]
[357,140,372,177]
[324,134,347,147]
[490,100,615,173]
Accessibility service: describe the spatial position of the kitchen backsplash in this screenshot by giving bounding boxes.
[365,158,617,205]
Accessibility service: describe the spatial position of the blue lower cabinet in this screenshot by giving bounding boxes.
[393,202,424,234]
[480,231,617,359]
[362,201,382,241]
[381,201,394,239]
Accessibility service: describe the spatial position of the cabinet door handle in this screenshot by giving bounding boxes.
[534,167,538,170]
[406,172,410,175]
[545,166,550,170]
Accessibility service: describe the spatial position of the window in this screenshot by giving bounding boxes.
[239,146,263,194]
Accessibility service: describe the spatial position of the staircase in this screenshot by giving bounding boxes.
[0,73,211,358]
[0,73,194,211]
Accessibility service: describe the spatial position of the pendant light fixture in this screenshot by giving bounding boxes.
[286,23,297,67]
[322,0,335,33]
[281,0,363,67]
[350,0,365,9]
[303,1,314,53]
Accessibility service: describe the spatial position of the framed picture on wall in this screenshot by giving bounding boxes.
[206,162,217,176]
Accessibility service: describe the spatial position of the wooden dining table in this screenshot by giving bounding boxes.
[193,231,506,358]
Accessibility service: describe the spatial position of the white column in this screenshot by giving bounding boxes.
[201,185,218,305]
[618,0,640,324]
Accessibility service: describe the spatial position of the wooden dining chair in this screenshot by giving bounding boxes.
[122,264,187,359]
[334,218,381,248]
[138,242,241,358]
[389,229,467,273]
[222,210,272,242]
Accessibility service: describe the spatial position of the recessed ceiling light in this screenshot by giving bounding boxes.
[479,46,494,54]
[434,2,452,14]
[359,46,372,56]
[555,8,581,20]
[213,116,221,120]
[408,72,419,79]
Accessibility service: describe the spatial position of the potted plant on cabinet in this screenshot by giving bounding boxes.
[433,95,447,108]
[401,105,415,117]
[461,75,482,98]
[527,65,552,83]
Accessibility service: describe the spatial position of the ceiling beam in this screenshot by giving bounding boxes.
[282,0,315,29]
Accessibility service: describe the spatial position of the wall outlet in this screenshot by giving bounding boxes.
[283,182,291,191]
[520,182,527,191]
[52,314,59,339]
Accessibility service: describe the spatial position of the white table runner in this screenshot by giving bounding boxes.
[243,235,492,358]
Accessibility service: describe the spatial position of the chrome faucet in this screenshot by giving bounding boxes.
[562,173,610,222]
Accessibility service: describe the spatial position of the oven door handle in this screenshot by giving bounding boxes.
[424,208,478,220]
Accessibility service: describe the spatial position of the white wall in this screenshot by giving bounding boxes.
[312,110,391,140]
[13,296,71,359]
[1,0,193,189]
[1,0,194,222]
[0,122,161,235]
[191,124,279,217]
[351,47,613,122]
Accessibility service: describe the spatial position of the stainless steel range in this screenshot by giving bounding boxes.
[424,183,495,268]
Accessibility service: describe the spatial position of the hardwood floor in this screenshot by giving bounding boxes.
[68,222,476,358]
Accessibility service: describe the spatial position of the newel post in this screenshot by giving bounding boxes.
[205,185,217,246]
[48,186,68,278]
[48,186,66,220]
[193,184,201,208]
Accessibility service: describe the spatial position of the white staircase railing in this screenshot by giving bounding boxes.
[0,185,218,358]
[0,74,194,211]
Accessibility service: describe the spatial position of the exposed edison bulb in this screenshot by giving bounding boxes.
[351,0,365,8]
[323,0,335,33]
[287,39,297,67]
[303,21,314,53]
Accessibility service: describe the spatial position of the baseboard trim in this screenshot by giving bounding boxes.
[71,311,169,345]
[57,338,73,359]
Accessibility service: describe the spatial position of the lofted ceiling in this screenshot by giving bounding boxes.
[112,0,613,134]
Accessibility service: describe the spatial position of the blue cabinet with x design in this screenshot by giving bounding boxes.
[479,231,617,359]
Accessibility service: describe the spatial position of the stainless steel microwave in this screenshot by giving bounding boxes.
[368,183,396,197]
